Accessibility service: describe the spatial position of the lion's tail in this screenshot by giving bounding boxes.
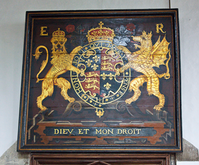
[33,45,49,83]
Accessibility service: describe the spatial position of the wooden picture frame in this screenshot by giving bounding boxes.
[17,9,182,152]
[30,153,171,165]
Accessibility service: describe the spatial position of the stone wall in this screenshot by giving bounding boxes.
[0,142,29,165]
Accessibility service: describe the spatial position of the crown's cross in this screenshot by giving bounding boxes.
[99,21,104,28]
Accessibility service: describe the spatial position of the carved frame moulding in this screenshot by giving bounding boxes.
[30,153,171,165]
[17,9,182,152]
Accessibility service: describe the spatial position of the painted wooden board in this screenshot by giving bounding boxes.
[17,9,182,152]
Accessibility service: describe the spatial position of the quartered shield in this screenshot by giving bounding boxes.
[71,41,131,117]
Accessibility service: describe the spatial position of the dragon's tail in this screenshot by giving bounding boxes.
[157,51,171,79]
[33,45,49,83]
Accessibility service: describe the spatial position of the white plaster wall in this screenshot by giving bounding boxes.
[0,0,198,164]
[178,162,199,165]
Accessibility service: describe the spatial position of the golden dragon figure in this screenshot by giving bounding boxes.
[118,31,171,111]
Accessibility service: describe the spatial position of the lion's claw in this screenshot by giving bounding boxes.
[68,97,75,103]
[125,98,133,104]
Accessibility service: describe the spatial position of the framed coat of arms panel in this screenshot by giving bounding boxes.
[17,9,182,152]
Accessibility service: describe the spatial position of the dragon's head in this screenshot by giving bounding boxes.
[132,31,152,50]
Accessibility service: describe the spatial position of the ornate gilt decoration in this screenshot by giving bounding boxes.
[18,10,181,153]
[118,31,171,111]
[33,28,82,112]
[33,23,171,115]
[71,22,130,117]
[86,21,115,43]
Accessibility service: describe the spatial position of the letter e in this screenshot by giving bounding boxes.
[40,26,48,36]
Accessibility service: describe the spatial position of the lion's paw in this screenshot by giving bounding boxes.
[154,105,162,111]
[125,98,133,104]
[68,97,75,103]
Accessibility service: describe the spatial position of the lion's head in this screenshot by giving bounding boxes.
[51,28,67,54]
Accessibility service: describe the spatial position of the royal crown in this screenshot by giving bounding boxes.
[86,21,115,43]
[52,28,65,37]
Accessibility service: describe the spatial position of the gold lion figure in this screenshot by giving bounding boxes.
[33,28,82,112]
[118,31,171,111]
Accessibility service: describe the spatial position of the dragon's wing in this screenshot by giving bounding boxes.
[151,36,170,68]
